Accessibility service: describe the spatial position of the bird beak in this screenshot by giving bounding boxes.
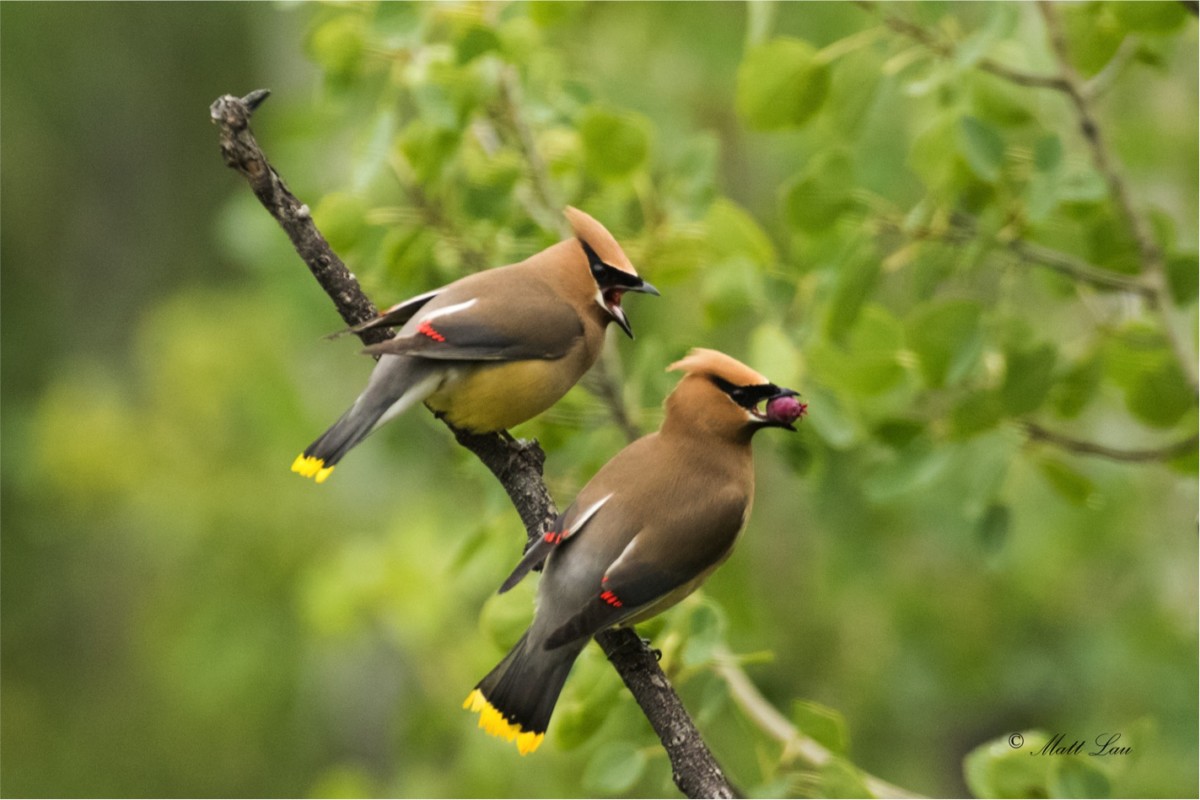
[630,279,660,297]
[611,305,635,338]
[606,278,659,339]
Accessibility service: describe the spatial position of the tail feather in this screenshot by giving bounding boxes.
[464,632,583,755]
[291,401,384,482]
[291,356,440,482]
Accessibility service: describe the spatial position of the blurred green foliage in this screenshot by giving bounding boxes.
[2,2,1196,798]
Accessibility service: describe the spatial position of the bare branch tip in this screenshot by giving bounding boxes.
[243,88,271,111]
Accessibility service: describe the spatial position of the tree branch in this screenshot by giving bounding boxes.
[1023,422,1198,463]
[713,648,924,799]
[498,66,569,237]
[1003,237,1156,298]
[866,2,1198,395]
[209,90,387,346]
[872,8,1068,91]
[1036,1,1198,396]
[873,214,1156,298]
[210,90,737,799]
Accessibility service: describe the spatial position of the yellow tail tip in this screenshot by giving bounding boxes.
[462,689,544,755]
[291,454,334,483]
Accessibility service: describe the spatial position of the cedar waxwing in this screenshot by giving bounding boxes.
[292,207,658,482]
[463,348,807,754]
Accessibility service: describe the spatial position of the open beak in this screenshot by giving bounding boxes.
[606,279,660,339]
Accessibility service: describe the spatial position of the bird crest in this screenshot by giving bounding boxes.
[668,348,770,388]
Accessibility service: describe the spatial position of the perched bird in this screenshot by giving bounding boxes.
[292,207,658,482]
[464,348,807,754]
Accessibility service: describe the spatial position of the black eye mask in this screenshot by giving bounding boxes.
[580,239,652,291]
[710,376,790,409]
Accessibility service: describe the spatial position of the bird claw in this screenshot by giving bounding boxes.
[639,638,662,661]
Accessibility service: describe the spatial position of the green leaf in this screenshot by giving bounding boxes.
[582,741,647,795]
[460,144,523,216]
[705,198,777,267]
[951,389,1004,437]
[827,44,882,136]
[976,503,1010,555]
[970,71,1034,127]
[841,305,906,396]
[807,304,907,398]
[824,247,881,344]
[1125,359,1195,429]
[964,732,1054,798]
[906,300,983,388]
[1051,352,1104,419]
[1104,321,1196,428]
[1058,167,1107,205]
[1104,322,1166,389]
[864,438,954,503]
[681,601,726,667]
[1166,252,1199,305]
[1050,758,1112,798]
[1001,343,1057,416]
[308,14,366,79]
[955,4,1018,68]
[792,700,849,755]
[1086,210,1141,275]
[908,114,958,192]
[749,323,801,388]
[1060,3,1126,77]
[803,385,863,450]
[551,662,619,752]
[1112,1,1188,34]
[701,262,767,326]
[737,37,830,130]
[874,418,926,449]
[579,106,651,180]
[1025,173,1059,223]
[817,757,871,798]
[1033,134,1063,173]
[1038,458,1095,506]
[781,150,856,233]
[1167,445,1199,475]
[396,120,461,183]
[528,1,580,27]
[455,23,501,63]
[662,133,720,211]
[957,116,1005,183]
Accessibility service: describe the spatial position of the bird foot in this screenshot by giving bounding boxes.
[641,638,663,661]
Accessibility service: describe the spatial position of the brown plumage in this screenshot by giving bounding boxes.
[292,207,658,482]
[464,348,807,754]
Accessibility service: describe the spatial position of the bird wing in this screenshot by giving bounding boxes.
[326,289,442,339]
[499,493,614,594]
[543,495,747,650]
[360,286,584,362]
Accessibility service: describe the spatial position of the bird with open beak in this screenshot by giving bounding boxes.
[292,207,658,483]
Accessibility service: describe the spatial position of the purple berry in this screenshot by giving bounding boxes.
[766,395,807,425]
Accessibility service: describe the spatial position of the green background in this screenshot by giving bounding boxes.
[2,2,1196,797]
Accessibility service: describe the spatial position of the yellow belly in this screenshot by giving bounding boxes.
[425,358,578,432]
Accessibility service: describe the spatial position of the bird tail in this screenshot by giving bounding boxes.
[463,632,583,755]
[291,356,440,483]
